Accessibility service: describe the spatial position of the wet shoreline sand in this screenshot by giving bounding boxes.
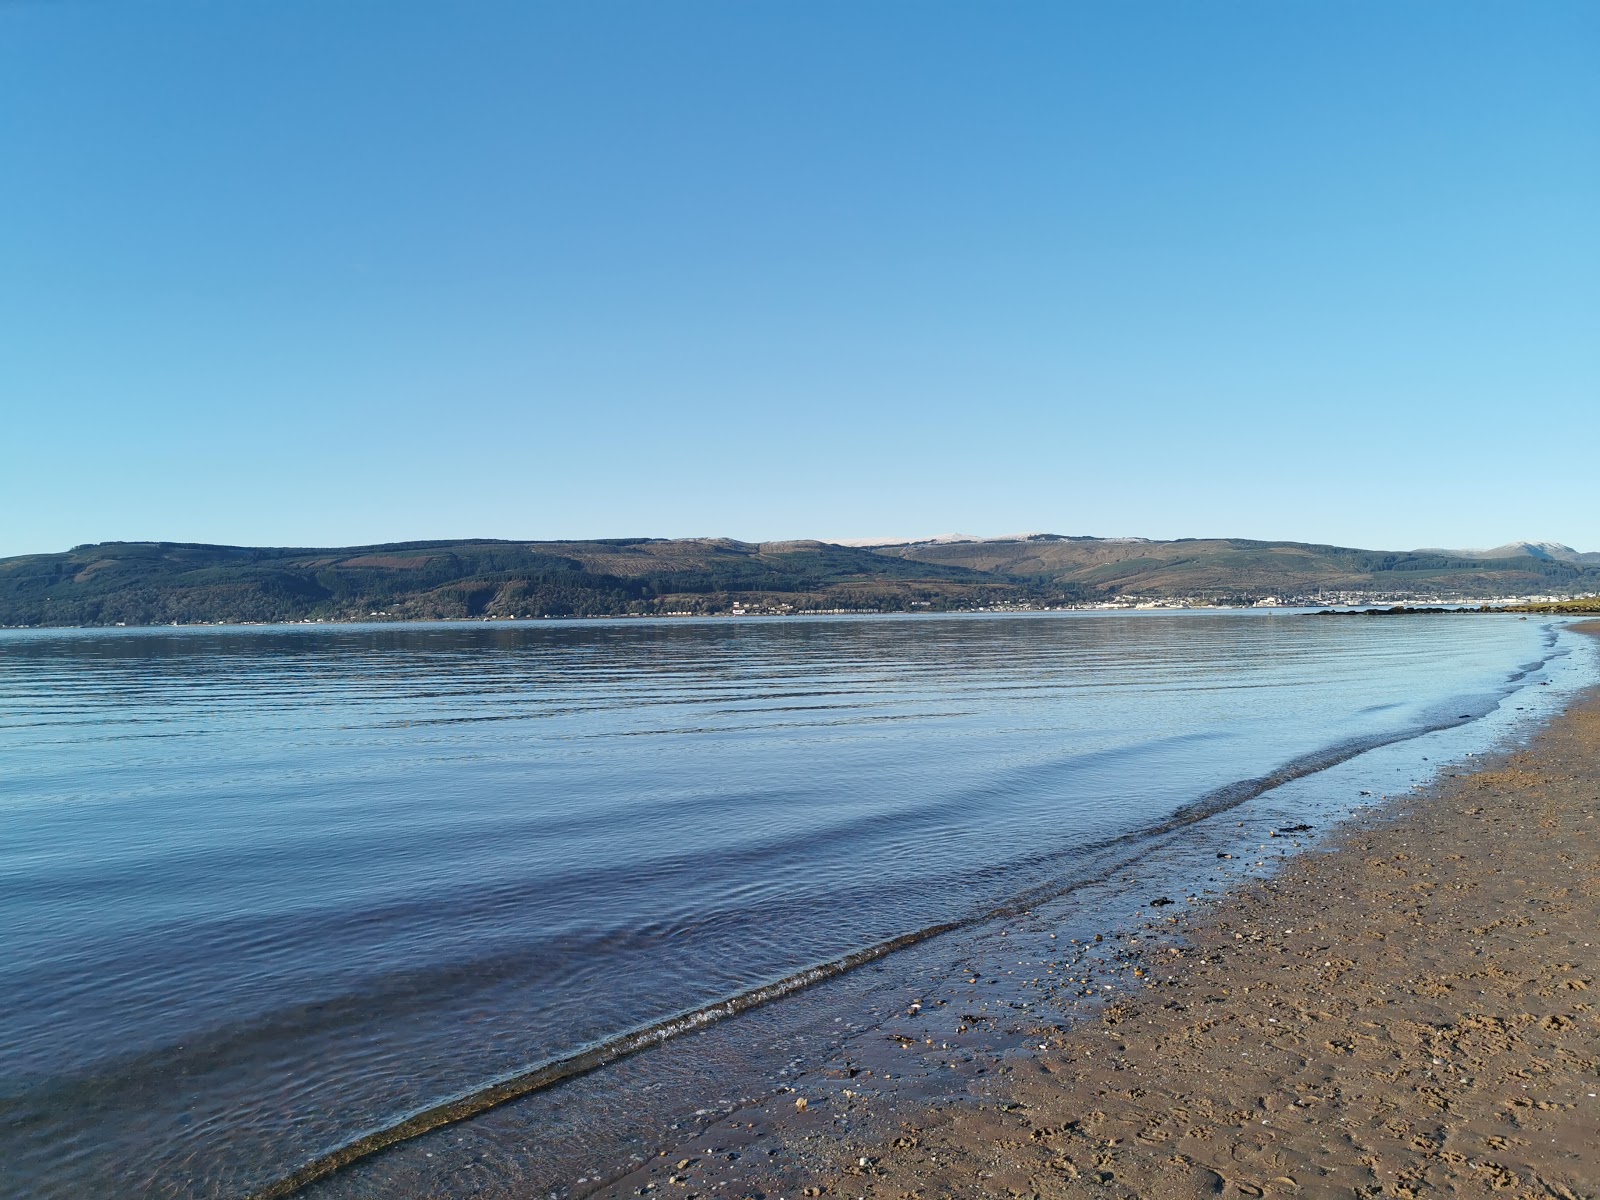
[602,633,1599,1200]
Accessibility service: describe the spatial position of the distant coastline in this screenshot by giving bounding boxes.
[1319,598,1600,616]
[2,533,1597,629]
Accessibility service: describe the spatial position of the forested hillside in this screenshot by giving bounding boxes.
[875,535,1600,597]
[0,538,1071,626]
[1,534,1595,627]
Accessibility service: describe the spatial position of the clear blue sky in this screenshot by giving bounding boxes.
[3,1,1596,557]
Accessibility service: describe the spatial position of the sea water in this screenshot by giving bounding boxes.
[1,612,1592,1198]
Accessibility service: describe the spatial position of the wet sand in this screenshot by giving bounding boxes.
[601,641,1599,1199]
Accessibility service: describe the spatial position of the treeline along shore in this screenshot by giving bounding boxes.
[4,535,1599,627]
[1320,601,1600,616]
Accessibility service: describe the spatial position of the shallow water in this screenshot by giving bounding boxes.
[0,612,1590,1198]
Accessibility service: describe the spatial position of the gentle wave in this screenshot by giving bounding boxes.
[236,635,1570,1194]
[0,612,1589,1200]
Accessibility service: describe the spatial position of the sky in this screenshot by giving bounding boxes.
[2,1,1596,558]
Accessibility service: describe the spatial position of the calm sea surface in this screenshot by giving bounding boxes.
[0,612,1590,1198]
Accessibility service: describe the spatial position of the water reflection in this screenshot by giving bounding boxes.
[0,613,1574,1198]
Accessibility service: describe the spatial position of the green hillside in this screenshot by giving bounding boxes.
[875,535,1600,600]
[1,534,1595,627]
[0,538,1078,626]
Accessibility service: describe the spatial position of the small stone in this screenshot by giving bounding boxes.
[795,1096,808,1110]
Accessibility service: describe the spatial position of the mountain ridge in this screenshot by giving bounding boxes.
[1415,540,1600,565]
[3,533,1598,627]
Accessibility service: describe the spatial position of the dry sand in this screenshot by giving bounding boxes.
[603,646,1599,1200]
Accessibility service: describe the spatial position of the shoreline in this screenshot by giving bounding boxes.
[5,603,1596,633]
[14,612,1586,1200]
[597,631,1600,1200]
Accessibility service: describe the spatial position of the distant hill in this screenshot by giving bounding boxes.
[1417,541,1600,565]
[0,538,1055,626]
[1,533,1596,626]
[870,534,1600,596]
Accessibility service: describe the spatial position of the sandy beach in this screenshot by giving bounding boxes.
[604,634,1599,1200]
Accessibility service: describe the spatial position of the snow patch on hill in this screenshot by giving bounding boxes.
[1422,541,1599,564]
